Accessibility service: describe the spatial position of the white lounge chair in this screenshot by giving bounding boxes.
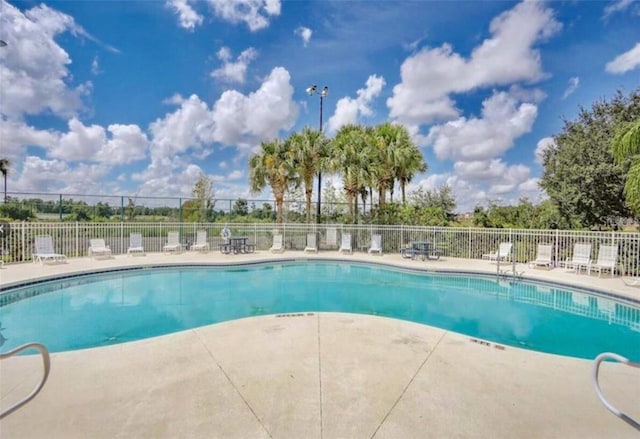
[622,277,640,287]
[191,230,210,252]
[482,242,512,262]
[326,227,337,248]
[163,231,182,253]
[528,244,553,269]
[339,233,352,254]
[590,244,618,277]
[88,238,112,259]
[564,243,592,274]
[304,233,318,253]
[32,235,67,265]
[270,234,285,253]
[368,234,382,255]
[127,233,145,256]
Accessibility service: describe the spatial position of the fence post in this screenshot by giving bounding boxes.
[555,229,559,268]
[21,221,25,262]
[75,222,79,257]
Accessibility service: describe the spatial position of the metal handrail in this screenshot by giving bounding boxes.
[592,352,640,431]
[0,343,51,419]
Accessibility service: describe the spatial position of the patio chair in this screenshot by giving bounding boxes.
[589,244,618,277]
[127,233,145,256]
[304,233,318,253]
[564,243,592,274]
[622,277,640,287]
[368,234,382,255]
[163,231,182,253]
[32,235,67,265]
[338,233,352,254]
[191,230,210,252]
[528,244,553,269]
[482,242,512,262]
[88,238,112,259]
[270,234,285,253]
[326,227,337,248]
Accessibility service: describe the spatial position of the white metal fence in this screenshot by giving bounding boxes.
[1,222,639,275]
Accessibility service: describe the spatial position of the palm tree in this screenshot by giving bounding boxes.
[331,125,370,223]
[393,134,427,204]
[289,127,327,223]
[0,158,10,203]
[372,122,405,206]
[249,139,298,224]
[612,118,640,217]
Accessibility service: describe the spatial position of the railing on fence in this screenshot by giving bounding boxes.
[1,222,638,276]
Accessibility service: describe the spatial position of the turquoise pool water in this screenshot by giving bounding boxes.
[1,262,639,359]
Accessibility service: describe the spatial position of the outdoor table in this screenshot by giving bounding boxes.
[401,241,441,261]
[229,237,248,254]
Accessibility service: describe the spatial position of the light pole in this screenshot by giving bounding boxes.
[306,84,328,223]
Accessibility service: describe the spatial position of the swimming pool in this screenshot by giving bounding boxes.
[1,261,639,359]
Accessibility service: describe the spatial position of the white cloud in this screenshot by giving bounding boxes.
[212,66,298,148]
[426,91,538,162]
[13,156,110,194]
[162,94,186,106]
[50,118,106,162]
[91,56,100,75]
[295,26,312,47]
[96,124,149,165]
[534,137,555,164]
[135,163,206,198]
[407,165,535,213]
[0,2,92,120]
[206,0,281,31]
[387,1,561,124]
[130,67,297,195]
[148,95,215,165]
[326,75,386,134]
[603,0,637,18]
[167,0,203,30]
[0,119,60,158]
[562,77,579,99]
[605,42,640,74]
[211,47,258,84]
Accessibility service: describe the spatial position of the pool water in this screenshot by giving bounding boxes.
[1,262,639,359]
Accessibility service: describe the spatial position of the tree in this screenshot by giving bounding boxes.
[612,118,640,217]
[394,137,427,204]
[249,139,298,224]
[330,125,371,223]
[289,127,327,223]
[371,122,401,206]
[232,198,249,216]
[540,88,640,228]
[191,173,215,222]
[0,158,10,203]
[409,185,456,222]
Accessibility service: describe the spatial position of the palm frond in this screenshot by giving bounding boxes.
[612,118,640,163]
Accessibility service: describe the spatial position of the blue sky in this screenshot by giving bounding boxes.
[1,0,639,212]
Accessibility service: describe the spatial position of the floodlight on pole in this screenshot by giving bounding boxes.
[307,84,329,223]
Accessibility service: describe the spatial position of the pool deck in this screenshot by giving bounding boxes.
[1,251,639,438]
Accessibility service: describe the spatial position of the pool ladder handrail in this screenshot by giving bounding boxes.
[592,352,640,431]
[0,342,51,420]
[496,246,522,280]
